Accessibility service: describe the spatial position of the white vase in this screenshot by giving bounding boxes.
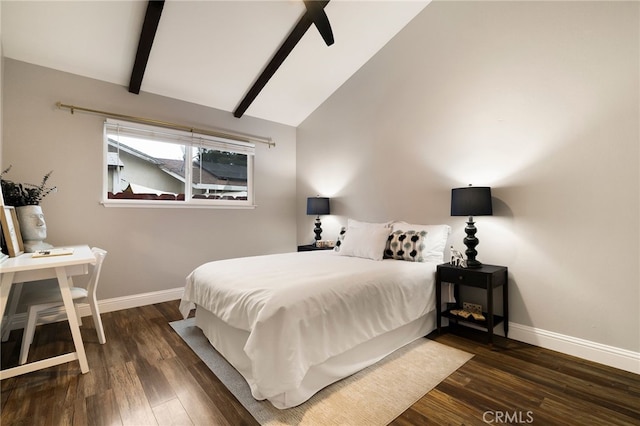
[16,205,54,253]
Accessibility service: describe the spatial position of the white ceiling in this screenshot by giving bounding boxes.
[1,0,430,127]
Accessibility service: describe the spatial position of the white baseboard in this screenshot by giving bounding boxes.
[2,287,184,333]
[508,322,640,375]
[4,289,638,375]
[89,287,185,315]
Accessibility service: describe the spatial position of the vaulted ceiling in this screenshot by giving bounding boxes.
[1,0,430,127]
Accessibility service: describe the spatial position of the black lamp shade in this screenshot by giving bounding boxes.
[451,187,493,217]
[307,197,330,216]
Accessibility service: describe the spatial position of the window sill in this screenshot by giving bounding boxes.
[100,200,257,209]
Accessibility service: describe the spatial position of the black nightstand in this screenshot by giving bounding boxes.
[436,263,508,345]
[297,244,334,252]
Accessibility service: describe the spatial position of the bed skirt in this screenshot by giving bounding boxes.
[195,305,436,409]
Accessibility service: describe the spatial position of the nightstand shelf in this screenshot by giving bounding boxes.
[436,263,508,345]
[297,244,334,252]
[442,309,505,330]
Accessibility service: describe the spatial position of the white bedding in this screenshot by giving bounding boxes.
[179,250,437,404]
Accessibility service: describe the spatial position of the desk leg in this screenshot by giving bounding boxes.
[0,273,16,327]
[55,267,89,374]
[1,281,23,341]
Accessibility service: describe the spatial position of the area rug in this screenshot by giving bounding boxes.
[170,318,472,425]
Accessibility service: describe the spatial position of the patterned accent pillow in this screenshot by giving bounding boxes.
[334,227,347,252]
[384,230,428,262]
[391,222,450,263]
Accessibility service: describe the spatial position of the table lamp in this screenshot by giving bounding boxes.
[306,196,330,245]
[451,185,492,268]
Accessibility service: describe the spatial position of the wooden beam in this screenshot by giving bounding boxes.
[129,0,165,95]
[233,0,330,118]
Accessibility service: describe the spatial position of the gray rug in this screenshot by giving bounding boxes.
[170,318,472,425]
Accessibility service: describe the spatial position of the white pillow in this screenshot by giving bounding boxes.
[391,221,451,263]
[338,226,390,261]
[334,219,391,253]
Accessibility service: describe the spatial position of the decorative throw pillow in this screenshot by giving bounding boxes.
[384,230,428,262]
[391,222,450,263]
[334,227,347,252]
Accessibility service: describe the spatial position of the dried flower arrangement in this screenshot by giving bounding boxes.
[0,166,56,206]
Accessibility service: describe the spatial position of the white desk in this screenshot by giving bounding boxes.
[0,245,95,379]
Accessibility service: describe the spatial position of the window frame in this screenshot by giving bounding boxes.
[102,119,255,209]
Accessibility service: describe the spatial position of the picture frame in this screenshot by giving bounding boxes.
[1,206,24,257]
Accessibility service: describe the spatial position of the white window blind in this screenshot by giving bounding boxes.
[105,119,255,155]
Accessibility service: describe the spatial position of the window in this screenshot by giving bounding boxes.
[104,119,255,207]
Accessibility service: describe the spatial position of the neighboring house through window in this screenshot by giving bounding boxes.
[104,119,255,207]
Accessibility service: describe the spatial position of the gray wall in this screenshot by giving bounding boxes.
[297,1,639,353]
[3,59,297,299]
[0,54,3,167]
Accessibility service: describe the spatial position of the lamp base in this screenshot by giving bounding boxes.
[463,217,482,268]
[464,259,483,269]
[313,216,323,244]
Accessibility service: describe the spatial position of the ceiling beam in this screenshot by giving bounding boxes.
[129,0,165,95]
[233,0,331,119]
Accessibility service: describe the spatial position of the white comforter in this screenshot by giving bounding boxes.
[179,250,436,400]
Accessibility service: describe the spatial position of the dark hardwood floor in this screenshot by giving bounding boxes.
[2,301,638,425]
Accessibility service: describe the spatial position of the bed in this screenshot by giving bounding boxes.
[179,220,451,409]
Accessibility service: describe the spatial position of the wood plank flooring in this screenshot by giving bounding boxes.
[2,301,638,425]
